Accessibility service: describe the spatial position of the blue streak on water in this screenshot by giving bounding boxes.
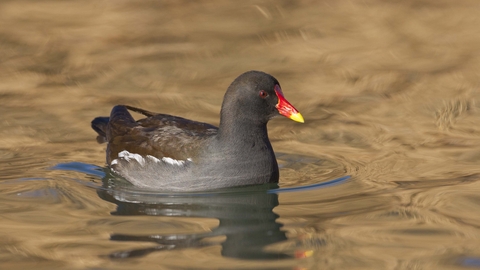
[268,175,350,194]
[460,257,480,267]
[51,162,106,178]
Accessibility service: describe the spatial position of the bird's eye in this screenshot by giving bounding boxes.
[259,90,268,98]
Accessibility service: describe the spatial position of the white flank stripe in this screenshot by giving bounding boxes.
[116,150,191,167]
[146,155,162,163]
[118,150,145,166]
[162,156,186,166]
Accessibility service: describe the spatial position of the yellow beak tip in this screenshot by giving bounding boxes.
[289,112,305,123]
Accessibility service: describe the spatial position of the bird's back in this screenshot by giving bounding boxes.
[92,105,221,190]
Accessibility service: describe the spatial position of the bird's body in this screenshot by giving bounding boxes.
[92,71,303,191]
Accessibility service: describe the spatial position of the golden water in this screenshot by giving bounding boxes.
[1,0,480,269]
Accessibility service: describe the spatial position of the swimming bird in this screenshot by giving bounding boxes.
[91,71,304,191]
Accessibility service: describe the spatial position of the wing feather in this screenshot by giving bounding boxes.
[106,105,218,164]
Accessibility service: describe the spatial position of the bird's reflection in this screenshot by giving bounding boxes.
[97,173,289,260]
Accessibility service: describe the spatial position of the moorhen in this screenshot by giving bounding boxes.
[91,71,304,191]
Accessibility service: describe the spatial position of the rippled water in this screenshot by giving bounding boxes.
[2,0,480,269]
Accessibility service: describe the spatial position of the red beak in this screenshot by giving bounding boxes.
[274,85,304,123]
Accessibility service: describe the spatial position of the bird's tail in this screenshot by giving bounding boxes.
[92,105,148,144]
[91,116,110,143]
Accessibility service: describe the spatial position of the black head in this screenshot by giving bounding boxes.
[220,71,303,126]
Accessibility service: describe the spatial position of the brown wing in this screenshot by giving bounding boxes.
[106,105,218,164]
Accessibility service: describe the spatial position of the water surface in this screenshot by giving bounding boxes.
[1,0,480,269]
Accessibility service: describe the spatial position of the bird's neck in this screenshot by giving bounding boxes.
[217,113,269,144]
